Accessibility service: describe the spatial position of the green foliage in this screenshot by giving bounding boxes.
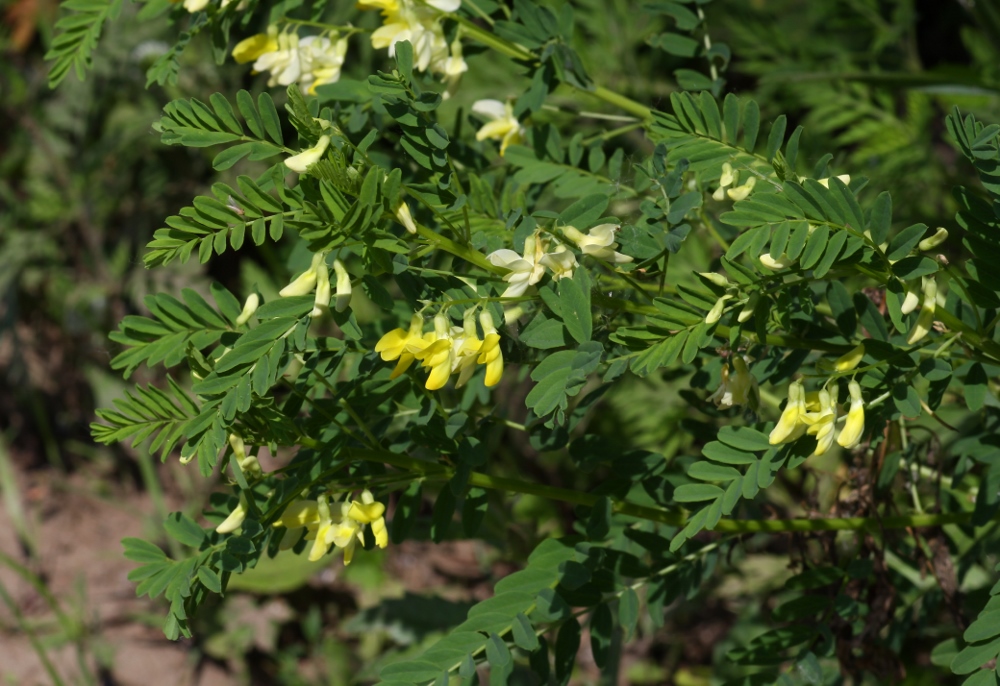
[32,0,1000,682]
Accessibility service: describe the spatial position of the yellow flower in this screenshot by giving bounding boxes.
[705,295,731,325]
[183,0,209,12]
[299,35,350,94]
[347,489,388,549]
[907,276,937,345]
[273,499,320,529]
[769,381,806,445]
[233,32,278,64]
[453,309,484,388]
[478,310,503,387]
[837,380,865,448]
[416,313,455,391]
[833,343,865,372]
[801,388,838,456]
[285,135,330,174]
[472,99,525,156]
[375,314,430,379]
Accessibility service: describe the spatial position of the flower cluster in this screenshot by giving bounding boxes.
[232,26,349,94]
[486,226,631,299]
[769,379,866,455]
[472,99,525,156]
[277,251,352,316]
[358,0,466,88]
[271,491,388,564]
[375,310,503,390]
[712,162,757,202]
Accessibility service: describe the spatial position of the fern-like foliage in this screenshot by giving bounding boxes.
[45,0,123,88]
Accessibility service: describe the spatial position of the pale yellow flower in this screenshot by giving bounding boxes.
[918,227,948,251]
[347,489,388,549]
[472,99,525,156]
[235,293,260,326]
[727,176,756,201]
[562,224,632,264]
[906,276,937,345]
[285,135,330,175]
[709,356,758,410]
[478,310,503,387]
[817,174,851,188]
[758,253,797,270]
[488,233,546,298]
[833,343,865,372]
[712,163,737,201]
[233,31,278,64]
[216,494,248,534]
[333,259,352,313]
[769,381,806,445]
[801,388,837,456]
[395,202,418,234]
[836,380,865,448]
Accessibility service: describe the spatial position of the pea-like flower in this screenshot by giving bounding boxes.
[415,313,455,391]
[374,314,431,379]
[363,0,460,74]
[836,380,865,448]
[817,174,851,188]
[285,135,330,175]
[233,31,279,64]
[801,388,838,456]
[833,343,865,372]
[235,293,260,326]
[395,202,418,234]
[347,490,388,549]
[478,310,503,387]
[216,493,248,534]
[727,176,756,202]
[539,245,578,281]
[758,253,797,270]
[769,381,806,445]
[488,233,546,298]
[708,356,759,410]
[918,227,948,251]
[472,99,525,156]
[712,163,737,201]
[562,224,632,264]
[280,251,327,297]
[333,259,351,313]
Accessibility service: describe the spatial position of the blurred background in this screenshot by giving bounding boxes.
[2,0,1000,683]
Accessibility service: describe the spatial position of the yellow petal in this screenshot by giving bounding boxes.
[375,328,408,360]
[389,353,416,379]
[232,34,278,64]
[425,360,452,390]
[485,355,503,387]
[348,501,386,524]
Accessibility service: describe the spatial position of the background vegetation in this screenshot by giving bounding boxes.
[2,0,1000,683]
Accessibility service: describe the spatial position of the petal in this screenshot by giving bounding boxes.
[487,249,526,268]
[375,328,408,359]
[477,119,516,142]
[471,99,508,120]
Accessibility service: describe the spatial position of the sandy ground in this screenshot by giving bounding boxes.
[0,463,232,686]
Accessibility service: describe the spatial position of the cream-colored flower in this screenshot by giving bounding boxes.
[712,163,737,201]
[836,380,865,448]
[216,494,248,534]
[184,0,209,12]
[311,257,330,317]
[562,224,632,264]
[395,202,418,234]
[298,35,349,94]
[759,253,797,270]
[709,356,758,410]
[280,251,327,297]
[285,135,330,174]
[488,234,546,298]
[332,259,352,312]
[918,227,948,251]
[254,29,303,87]
[705,295,731,325]
[472,99,525,156]
[539,245,578,281]
[727,176,756,202]
[347,490,388,549]
[235,293,260,326]
[817,174,851,188]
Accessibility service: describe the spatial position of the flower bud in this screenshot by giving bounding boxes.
[906,277,937,345]
[333,259,352,312]
[727,176,756,202]
[235,293,260,326]
[216,494,248,534]
[738,292,759,323]
[900,285,921,315]
[395,202,418,234]
[705,295,731,325]
[698,272,730,288]
[759,253,796,270]
[918,227,948,251]
[311,261,331,317]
